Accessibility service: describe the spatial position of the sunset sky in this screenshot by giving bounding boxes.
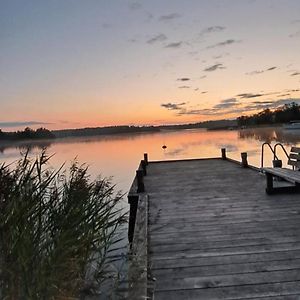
[1,0,300,130]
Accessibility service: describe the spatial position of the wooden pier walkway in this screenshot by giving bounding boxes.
[128,155,300,299]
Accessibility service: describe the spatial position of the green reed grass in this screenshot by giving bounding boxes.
[0,151,127,299]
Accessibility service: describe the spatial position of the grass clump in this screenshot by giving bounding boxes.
[0,151,127,299]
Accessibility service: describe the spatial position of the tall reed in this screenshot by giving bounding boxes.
[0,151,127,299]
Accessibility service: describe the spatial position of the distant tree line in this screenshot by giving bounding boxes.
[158,119,237,130]
[53,125,160,138]
[237,102,300,126]
[0,127,55,141]
[0,119,241,143]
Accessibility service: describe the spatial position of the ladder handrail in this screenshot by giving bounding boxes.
[274,143,294,170]
[261,142,291,170]
[274,143,290,161]
[261,142,279,169]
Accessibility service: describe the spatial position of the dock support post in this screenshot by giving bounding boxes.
[141,160,147,176]
[241,152,248,167]
[144,153,148,165]
[221,148,226,160]
[128,195,138,244]
[266,173,274,194]
[136,170,145,193]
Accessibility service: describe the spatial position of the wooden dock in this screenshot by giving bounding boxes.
[128,154,300,299]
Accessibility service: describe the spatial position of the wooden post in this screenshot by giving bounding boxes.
[241,152,248,167]
[266,173,274,194]
[221,148,226,160]
[141,160,147,176]
[144,153,148,165]
[128,195,138,243]
[136,170,145,193]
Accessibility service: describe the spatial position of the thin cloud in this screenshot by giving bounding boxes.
[244,98,300,111]
[204,63,225,72]
[165,42,182,48]
[161,102,186,110]
[177,78,190,81]
[200,26,226,35]
[207,39,240,49]
[251,101,274,105]
[0,121,52,128]
[237,93,264,99]
[177,108,224,116]
[175,98,239,116]
[277,93,291,97]
[263,91,282,96]
[246,70,264,75]
[178,109,204,115]
[159,13,181,21]
[213,98,238,109]
[246,66,277,75]
[161,95,300,118]
[286,89,300,92]
[177,98,300,117]
[221,98,238,104]
[213,98,300,116]
[214,52,230,59]
[147,34,167,44]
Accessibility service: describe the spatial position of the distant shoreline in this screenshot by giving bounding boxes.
[0,124,287,150]
[0,119,238,143]
[2,111,294,145]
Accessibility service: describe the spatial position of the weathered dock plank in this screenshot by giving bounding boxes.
[152,258,300,279]
[139,158,300,299]
[154,281,300,300]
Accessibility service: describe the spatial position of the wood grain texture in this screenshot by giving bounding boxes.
[264,167,300,183]
[142,158,300,299]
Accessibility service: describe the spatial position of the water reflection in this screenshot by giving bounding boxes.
[0,132,161,153]
[3,127,300,154]
[239,127,300,145]
[0,140,52,153]
[164,147,187,157]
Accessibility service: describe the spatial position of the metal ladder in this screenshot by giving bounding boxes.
[261,142,291,170]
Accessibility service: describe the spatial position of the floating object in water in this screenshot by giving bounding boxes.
[162,145,167,149]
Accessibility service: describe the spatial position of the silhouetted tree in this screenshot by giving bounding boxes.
[0,127,55,141]
[237,103,300,126]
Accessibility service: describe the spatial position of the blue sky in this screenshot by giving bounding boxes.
[1,0,300,130]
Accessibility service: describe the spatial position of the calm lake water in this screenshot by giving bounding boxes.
[1,126,300,194]
[2,126,300,295]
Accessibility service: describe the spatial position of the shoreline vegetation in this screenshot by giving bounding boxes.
[1,103,300,143]
[0,152,127,298]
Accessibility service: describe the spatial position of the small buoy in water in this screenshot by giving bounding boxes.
[162,145,167,149]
